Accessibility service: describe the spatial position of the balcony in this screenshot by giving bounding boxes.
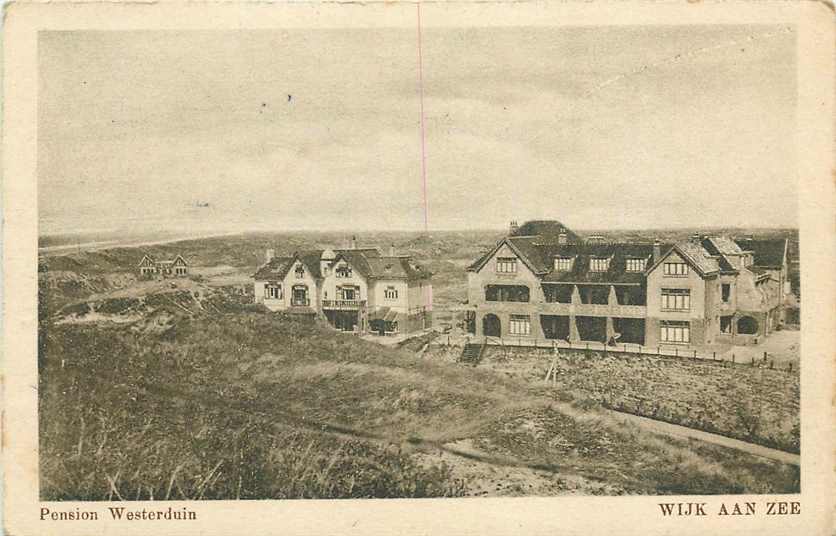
[322,299,366,310]
[540,302,646,318]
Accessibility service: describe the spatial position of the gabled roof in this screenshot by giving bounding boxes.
[469,237,673,284]
[253,255,296,281]
[333,250,430,281]
[734,238,788,268]
[699,238,739,274]
[333,250,374,279]
[645,240,721,277]
[365,256,432,280]
[297,250,324,279]
[541,243,665,285]
[137,254,154,267]
[511,220,581,243]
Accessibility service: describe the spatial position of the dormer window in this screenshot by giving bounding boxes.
[554,257,573,272]
[496,257,517,274]
[294,265,305,278]
[336,265,352,278]
[625,258,646,272]
[589,257,610,272]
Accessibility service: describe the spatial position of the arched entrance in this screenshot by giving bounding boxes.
[737,316,758,335]
[482,314,501,337]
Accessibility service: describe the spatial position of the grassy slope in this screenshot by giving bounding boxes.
[472,347,799,453]
[40,310,799,499]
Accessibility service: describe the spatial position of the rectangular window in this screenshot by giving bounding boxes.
[554,257,573,271]
[722,283,731,302]
[660,320,690,343]
[341,287,356,301]
[589,258,610,272]
[509,315,531,336]
[663,262,689,276]
[265,284,282,300]
[625,258,646,272]
[384,286,398,300]
[336,266,352,278]
[496,257,517,273]
[661,288,691,311]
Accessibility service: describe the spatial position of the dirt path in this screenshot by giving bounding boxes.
[609,410,800,465]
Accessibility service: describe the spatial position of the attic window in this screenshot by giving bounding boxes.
[589,258,610,272]
[294,265,305,278]
[554,257,573,272]
[663,261,689,277]
[336,265,352,278]
[496,257,517,274]
[625,258,646,272]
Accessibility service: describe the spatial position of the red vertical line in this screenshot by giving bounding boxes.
[417,2,429,233]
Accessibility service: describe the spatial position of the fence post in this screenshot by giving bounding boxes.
[657,346,660,356]
[788,362,793,373]
[674,347,678,358]
[732,353,735,365]
[763,351,767,362]
[770,360,774,370]
[712,351,716,361]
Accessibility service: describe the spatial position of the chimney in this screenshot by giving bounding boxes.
[689,233,701,243]
[652,240,661,264]
[350,235,357,249]
[389,244,396,257]
[265,249,275,263]
[509,220,519,235]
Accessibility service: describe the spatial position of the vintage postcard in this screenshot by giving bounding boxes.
[3,1,834,534]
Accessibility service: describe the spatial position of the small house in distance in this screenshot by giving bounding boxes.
[138,254,189,278]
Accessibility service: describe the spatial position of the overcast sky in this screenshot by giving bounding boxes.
[38,25,796,234]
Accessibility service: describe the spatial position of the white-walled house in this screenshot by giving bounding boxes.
[253,244,433,334]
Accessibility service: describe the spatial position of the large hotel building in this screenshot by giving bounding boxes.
[464,220,789,349]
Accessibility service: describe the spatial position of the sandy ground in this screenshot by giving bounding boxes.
[717,329,800,367]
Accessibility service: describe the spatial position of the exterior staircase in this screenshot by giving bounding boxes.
[459,342,486,366]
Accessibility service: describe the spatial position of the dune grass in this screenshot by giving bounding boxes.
[40,311,799,499]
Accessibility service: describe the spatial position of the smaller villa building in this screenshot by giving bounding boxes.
[253,241,433,335]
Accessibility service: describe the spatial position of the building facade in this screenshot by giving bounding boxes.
[138,254,189,278]
[465,221,789,349]
[253,242,433,334]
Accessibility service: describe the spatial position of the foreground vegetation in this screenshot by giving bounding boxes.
[478,347,800,453]
[40,306,799,499]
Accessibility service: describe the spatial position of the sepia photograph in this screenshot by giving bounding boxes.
[35,23,802,500]
[3,1,834,535]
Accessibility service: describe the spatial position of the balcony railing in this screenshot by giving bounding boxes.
[291,298,311,307]
[539,302,647,318]
[322,299,366,310]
